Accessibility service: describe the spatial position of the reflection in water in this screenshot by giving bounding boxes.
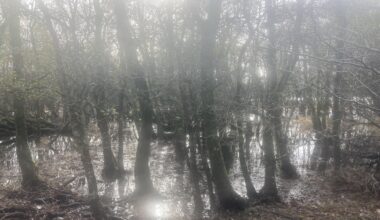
[135,198,167,219]
[0,124,315,219]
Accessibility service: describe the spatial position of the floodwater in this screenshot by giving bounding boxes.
[0,123,315,219]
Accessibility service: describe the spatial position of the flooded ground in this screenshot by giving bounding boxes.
[1,130,380,219]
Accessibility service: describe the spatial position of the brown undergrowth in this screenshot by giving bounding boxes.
[214,169,380,220]
[0,186,93,219]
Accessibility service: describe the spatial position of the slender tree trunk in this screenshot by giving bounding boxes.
[245,121,254,171]
[237,118,257,200]
[93,0,122,181]
[70,107,106,219]
[188,133,203,217]
[6,0,43,190]
[200,0,245,210]
[331,0,347,170]
[261,0,279,200]
[96,106,122,180]
[220,128,234,173]
[178,76,204,216]
[272,102,299,179]
[198,129,216,210]
[113,0,155,195]
[234,46,257,199]
[174,120,186,164]
[260,119,279,199]
[117,88,125,169]
[38,2,106,218]
[269,0,304,180]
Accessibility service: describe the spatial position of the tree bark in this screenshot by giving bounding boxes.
[331,0,347,170]
[70,108,106,220]
[93,0,122,182]
[261,0,280,200]
[117,88,125,169]
[200,0,246,210]
[238,118,257,200]
[113,0,155,195]
[5,0,43,189]
[272,102,299,179]
[38,1,106,218]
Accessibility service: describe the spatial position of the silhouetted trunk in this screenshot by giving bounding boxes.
[96,104,122,181]
[178,74,203,216]
[237,118,257,200]
[318,131,330,172]
[261,0,279,200]
[200,0,245,210]
[309,101,330,172]
[260,120,279,200]
[198,129,216,210]
[188,133,203,217]
[331,0,347,170]
[113,0,155,195]
[6,0,43,189]
[70,108,106,220]
[303,67,330,171]
[93,0,122,182]
[38,2,106,218]
[272,102,299,179]
[331,70,343,171]
[245,121,254,170]
[234,45,257,199]
[117,88,125,169]
[174,121,186,164]
[269,0,304,180]
[220,132,234,173]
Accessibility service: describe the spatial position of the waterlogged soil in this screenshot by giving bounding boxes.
[217,173,380,220]
[1,135,380,219]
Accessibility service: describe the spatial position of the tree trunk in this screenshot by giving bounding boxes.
[198,129,216,210]
[93,0,122,182]
[6,0,43,190]
[38,1,106,218]
[113,0,155,195]
[70,108,106,220]
[260,120,279,200]
[331,0,347,170]
[261,0,280,200]
[178,76,204,216]
[237,118,257,200]
[188,133,204,217]
[117,88,125,169]
[272,101,299,179]
[96,106,122,181]
[174,121,186,164]
[200,0,246,210]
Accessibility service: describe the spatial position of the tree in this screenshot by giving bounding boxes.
[200,0,246,210]
[113,0,156,195]
[331,0,347,170]
[93,0,124,181]
[37,1,106,218]
[4,0,43,190]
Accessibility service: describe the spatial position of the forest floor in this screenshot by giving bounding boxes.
[1,137,380,219]
[217,170,380,220]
